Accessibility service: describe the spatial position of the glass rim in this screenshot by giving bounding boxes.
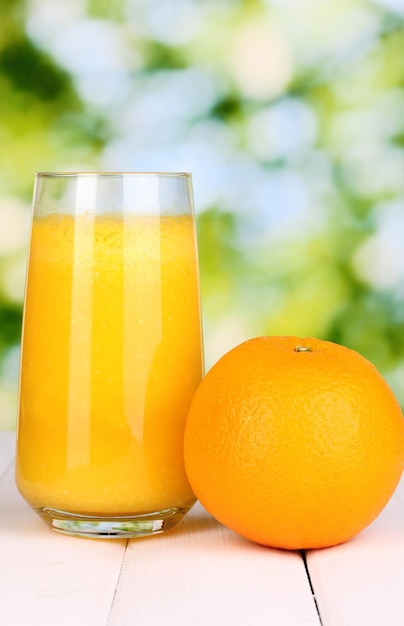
[35,171,192,179]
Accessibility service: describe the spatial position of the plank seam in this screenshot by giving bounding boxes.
[106,539,129,626]
[301,550,324,626]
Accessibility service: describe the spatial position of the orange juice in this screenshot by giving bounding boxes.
[16,212,203,518]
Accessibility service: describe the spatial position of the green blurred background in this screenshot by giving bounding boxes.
[1,0,403,428]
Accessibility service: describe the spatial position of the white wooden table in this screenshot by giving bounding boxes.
[2,430,404,625]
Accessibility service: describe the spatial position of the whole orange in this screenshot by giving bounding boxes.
[184,336,404,550]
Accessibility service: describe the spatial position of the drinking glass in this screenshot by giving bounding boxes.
[16,172,203,538]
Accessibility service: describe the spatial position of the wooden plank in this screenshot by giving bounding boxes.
[306,474,404,626]
[0,446,127,626]
[0,430,16,477]
[108,502,321,626]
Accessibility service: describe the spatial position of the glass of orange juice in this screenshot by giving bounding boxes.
[16,172,203,538]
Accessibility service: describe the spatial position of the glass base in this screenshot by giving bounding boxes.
[36,506,191,539]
